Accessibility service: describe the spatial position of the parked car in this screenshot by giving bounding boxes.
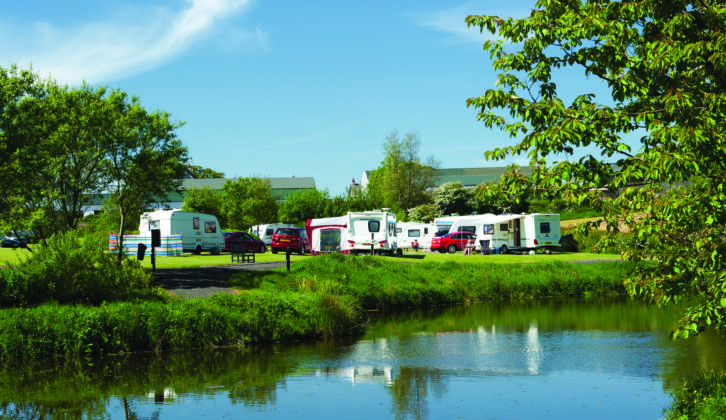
[271,227,310,255]
[223,231,267,253]
[1,235,20,248]
[430,231,477,254]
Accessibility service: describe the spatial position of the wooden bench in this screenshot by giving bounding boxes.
[231,244,255,263]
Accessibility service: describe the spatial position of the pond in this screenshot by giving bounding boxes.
[2,297,725,419]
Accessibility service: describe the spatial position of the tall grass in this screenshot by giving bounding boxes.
[232,253,630,310]
[0,291,361,359]
[667,370,726,419]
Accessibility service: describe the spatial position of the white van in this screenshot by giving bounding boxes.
[346,211,400,256]
[139,210,225,255]
[449,213,561,253]
[396,222,435,249]
[249,223,294,246]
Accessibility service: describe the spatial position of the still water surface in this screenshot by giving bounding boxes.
[3,298,726,419]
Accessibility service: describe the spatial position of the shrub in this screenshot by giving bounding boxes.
[0,230,155,307]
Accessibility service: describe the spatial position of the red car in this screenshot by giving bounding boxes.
[223,231,267,253]
[430,231,477,254]
[271,227,310,255]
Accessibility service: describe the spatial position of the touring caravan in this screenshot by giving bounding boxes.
[433,214,496,237]
[305,216,349,255]
[396,222,436,249]
[345,211,400,256]
[249,223,294,246]
[448,213,561,253]
[139,210,225,255]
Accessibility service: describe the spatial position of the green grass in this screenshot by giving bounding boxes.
[229,253,630,310]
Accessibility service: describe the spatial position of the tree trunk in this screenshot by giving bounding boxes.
[116,204,126,266]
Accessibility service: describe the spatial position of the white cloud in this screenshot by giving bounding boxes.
[0,0,255,84]
[412,3,531,44]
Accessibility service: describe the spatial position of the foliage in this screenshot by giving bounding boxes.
[667,370,726,419]
[222,177,278,231]
[365,130,437,212]
[0,230,156,307]
[187,164,224,179]
[466,1,726,338]
[407,203,441,223]
[278,189,331,226]
[433,181,475,216]
[474,166,532,214]
[182,186,226,226]
[0,290,360,359]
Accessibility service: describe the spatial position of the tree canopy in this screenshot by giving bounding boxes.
[222,177,278,231]
[467,0,726,338]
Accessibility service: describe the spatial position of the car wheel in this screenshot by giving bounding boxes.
[272,248,278,254]
[500,244,508,254]
[259,244,267,253]
[447,244,457,254]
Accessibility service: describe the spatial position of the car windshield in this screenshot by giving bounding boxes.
[276,228,298,236]
[223,232,234,238]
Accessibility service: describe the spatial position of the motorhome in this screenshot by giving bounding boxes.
[396,222,436,249]
[345,211,400,256]
[448,213,562,253]
[249,223,294,246]
[139,210,225,254]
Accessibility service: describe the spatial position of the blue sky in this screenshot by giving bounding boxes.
[1,0,618,196]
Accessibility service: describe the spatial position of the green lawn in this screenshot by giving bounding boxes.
[0,246,619,269]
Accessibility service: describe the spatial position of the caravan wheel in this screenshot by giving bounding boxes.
[500,244,508,254]
[193,245,202,255]
[259,244,267,253]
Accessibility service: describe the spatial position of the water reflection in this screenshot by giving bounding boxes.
[2,298,726,419]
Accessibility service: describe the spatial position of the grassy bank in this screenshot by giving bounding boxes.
[229,253,630,310]
[0,290,359,359]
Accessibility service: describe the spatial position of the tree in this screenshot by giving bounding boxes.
[105,90,188,264]
[278,189,330,226]
[188,165,224,179]
[182,186,226,226]
[222,177,277,230]
[474,166,533,214]
[407,204,441,223]
[366,130,438,212]
[466,1,726,338]
[434,182,476,216]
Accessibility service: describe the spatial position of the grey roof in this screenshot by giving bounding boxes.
[181,177,316,191]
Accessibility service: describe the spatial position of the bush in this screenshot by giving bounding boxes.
[0,230,155,307]
[667,370,726,419]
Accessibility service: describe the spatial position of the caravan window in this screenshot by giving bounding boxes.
[149,220,160,230]
[482,224,494,234]
[205,221,217,233]
[540,222,551,233]
[193,217,200,230]
[396,227,402,234]
[424,227,429,235]
[460,225,476,233]
[408,229,421,238]
[500,223,509,232]
[265,228,275,236]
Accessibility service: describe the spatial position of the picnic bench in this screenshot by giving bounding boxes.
[231,244,255,263]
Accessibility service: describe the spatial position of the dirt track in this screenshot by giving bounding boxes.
[153,261,286,299]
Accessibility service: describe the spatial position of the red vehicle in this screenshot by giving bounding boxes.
[271,227,310,255]
[430,231,477,254]
[223,231,267,253]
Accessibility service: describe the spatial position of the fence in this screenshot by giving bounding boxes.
[109,234,183,256]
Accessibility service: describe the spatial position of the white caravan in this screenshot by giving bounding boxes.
[249,223,294,246]
[139,210,225,254]
[448,213,561,253]
[345,211,400,256]
[433,214,495,237]
[396,222,436,249]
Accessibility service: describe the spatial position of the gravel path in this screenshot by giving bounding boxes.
[153,262,286,299]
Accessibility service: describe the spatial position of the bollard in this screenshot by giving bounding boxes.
[286,247,291,272]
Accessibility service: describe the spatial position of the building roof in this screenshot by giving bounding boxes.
[181,177,316,190]
[361,167,533,189]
